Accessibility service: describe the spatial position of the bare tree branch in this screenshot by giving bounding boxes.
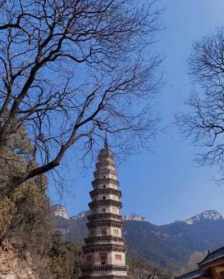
[0,0,162,193]
[177,28,224,170]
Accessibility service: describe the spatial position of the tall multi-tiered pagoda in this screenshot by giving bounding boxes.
[80,142,128,279]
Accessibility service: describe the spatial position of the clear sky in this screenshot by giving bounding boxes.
[49,0,224,225]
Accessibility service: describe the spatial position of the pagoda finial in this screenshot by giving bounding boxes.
[104,132,109,150]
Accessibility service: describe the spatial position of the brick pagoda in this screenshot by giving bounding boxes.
[80,142,128,279]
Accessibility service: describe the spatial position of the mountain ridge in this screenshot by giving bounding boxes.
[53,207,224,271]
[53,206,224,226]
[184,210,223,225]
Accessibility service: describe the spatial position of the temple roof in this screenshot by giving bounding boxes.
[199,246,224,267]
[176,246,224,279]
[175,269,203,279]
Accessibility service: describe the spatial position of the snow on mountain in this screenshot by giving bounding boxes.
[185,210,223,225]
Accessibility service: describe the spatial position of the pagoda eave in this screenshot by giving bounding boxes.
[80,276,128,279]
[83,244,125,253]
[84,236,124,244]
[90,188,122,198]
[92,178,119,188]
[87,213,122,222]
[94,169,116,176]
[88,200,122,209]
[81,265,128,272]
[87,220,123,228]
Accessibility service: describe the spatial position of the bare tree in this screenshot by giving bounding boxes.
[177,29,224,170]
[0,0,162,192]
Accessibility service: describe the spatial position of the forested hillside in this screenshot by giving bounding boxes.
[54,210,224,273]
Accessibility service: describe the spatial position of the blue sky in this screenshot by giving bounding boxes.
[49,0,224,225]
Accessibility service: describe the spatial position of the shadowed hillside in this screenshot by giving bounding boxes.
[54,209,224,272]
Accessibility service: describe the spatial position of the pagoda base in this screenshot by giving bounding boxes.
[79,276,128,279]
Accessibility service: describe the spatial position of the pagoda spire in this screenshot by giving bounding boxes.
[79,144,128,279]
[104,132,109,150]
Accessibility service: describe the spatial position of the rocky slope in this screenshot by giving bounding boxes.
[0,242,39,279]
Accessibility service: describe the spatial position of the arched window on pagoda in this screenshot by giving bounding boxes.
[100,253,107,265]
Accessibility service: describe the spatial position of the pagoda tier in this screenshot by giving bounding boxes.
[84,236,124,244]
[80,146,128,279]
[87,213,122,222]
[87,220,123,229]
[90,188,122,198]
[88,200,122,209]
